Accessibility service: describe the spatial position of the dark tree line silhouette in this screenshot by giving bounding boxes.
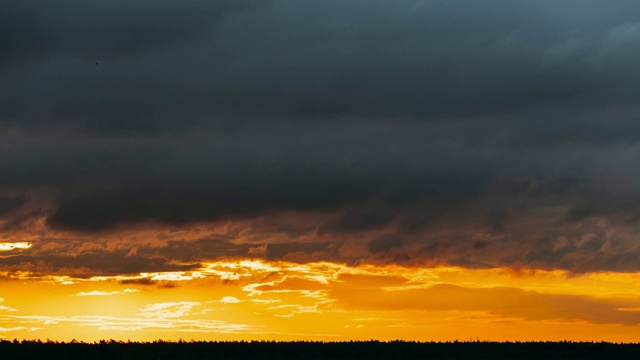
[1,339,639,359]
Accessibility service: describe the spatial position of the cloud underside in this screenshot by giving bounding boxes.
[2,1,640,273]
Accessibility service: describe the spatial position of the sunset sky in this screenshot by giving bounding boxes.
[2,0,640,342]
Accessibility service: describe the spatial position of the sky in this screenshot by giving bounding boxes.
[1,0,640,342]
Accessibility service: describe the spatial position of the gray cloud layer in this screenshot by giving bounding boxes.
[1,1,640,272]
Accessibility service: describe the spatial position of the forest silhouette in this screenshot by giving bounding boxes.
[2,340,640,359]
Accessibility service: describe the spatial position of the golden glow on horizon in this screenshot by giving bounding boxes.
[0,242,32,251]
[1,260,640,342]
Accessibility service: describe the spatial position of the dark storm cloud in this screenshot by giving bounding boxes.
[0,0,260,63]
[0,195,28,217]
[2,0,640,131]
[1,1,640,272]
[484,207,509,233]
[319,205,397,234]
[0,122,493,231]
[368,235,403,254]
[266,242,338,261]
